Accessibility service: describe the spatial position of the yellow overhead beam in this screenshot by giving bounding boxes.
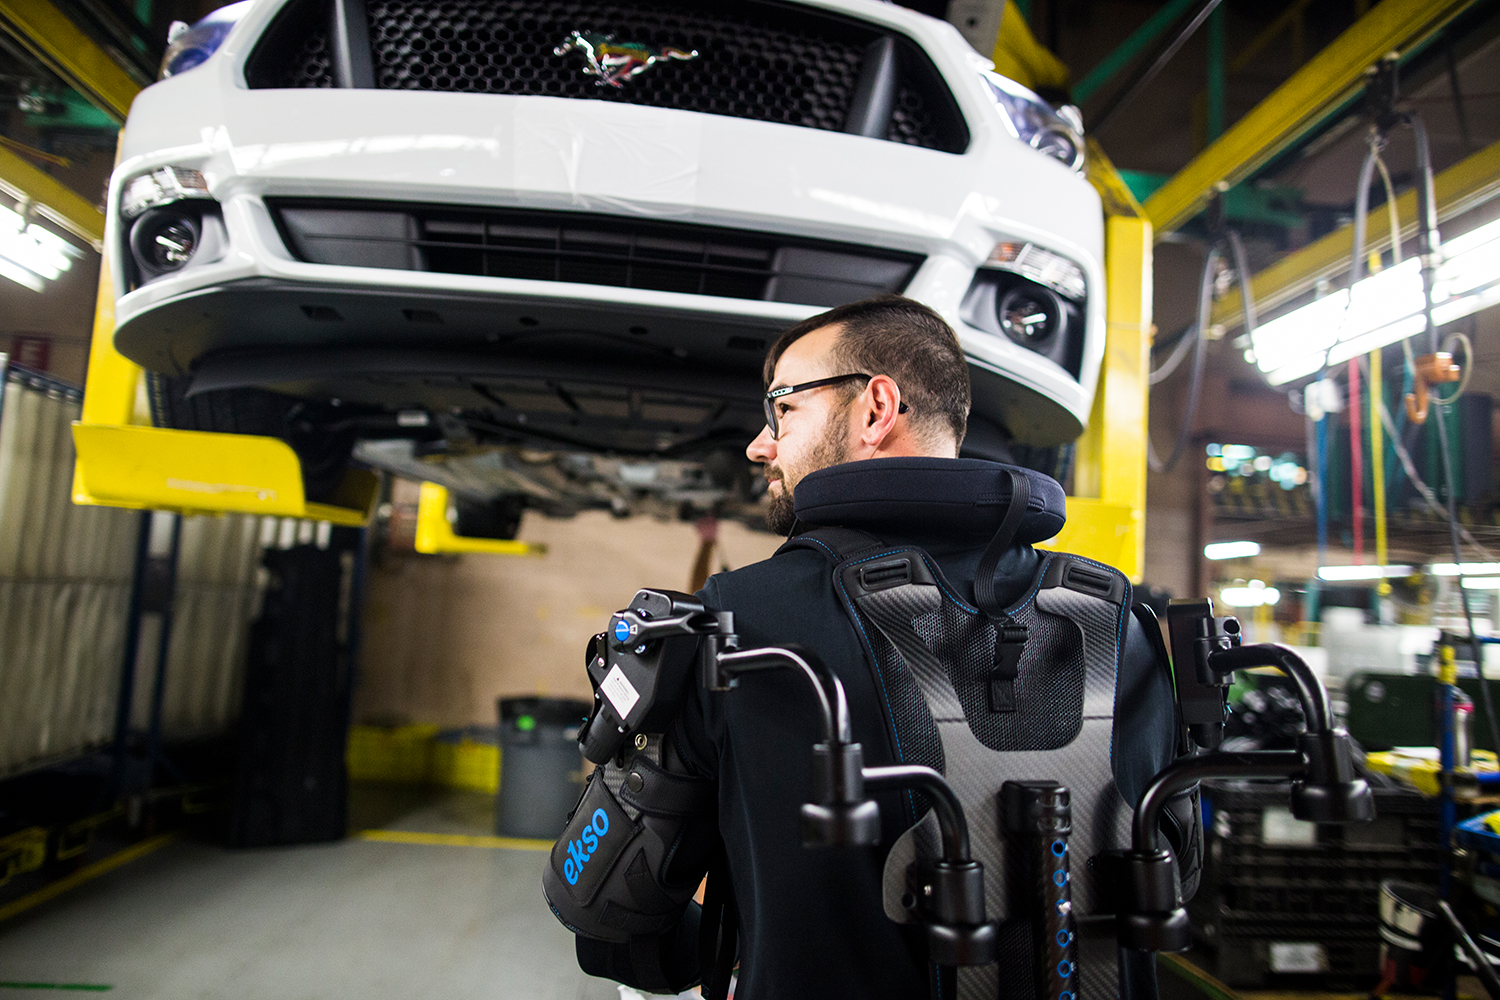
[1211,137,1500,332]
[0,146,104,247]
[0,0,142,123]
[1144,0,1478,234]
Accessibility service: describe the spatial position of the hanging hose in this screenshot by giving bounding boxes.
[1349,357,1364,564]
[1371,347,1388,581]
[1148,244,1218,473]
[1149,322,1200,385]
[1149,229,1256,474]
[1408,111,1500,759]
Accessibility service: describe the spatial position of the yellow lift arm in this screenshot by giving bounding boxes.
[72,245,379,525]
[413,483,545,556]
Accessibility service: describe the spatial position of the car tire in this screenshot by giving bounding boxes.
[147,374,355,503]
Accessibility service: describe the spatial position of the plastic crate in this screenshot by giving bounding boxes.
[1189,779,1440,988]
[345,724,440,784]
[431,729,501,794]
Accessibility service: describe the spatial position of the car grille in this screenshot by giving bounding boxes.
[268,199,923,307]
[245,0,968,153]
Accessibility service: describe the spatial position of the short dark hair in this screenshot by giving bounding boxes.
[763,295,970,446]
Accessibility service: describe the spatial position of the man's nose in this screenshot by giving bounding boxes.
[746,425,775,464]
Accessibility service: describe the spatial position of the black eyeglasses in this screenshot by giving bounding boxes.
[762,373,908,440]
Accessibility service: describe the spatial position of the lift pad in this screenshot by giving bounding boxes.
[414,482,544,556]
[71,424,377,525]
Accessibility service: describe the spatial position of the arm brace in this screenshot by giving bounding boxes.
[543,743,716,993]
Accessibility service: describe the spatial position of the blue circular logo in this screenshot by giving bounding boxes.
[613,619,631,643]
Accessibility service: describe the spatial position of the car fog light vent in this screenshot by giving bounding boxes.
[151,220,198,267]
[129,209,203,277]
[983,242,1085,301]
[122,167,211,220]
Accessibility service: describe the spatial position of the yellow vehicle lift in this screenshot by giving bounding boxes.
[73,249,380,526]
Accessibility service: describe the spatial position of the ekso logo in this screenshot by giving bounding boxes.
[563,808,610,885]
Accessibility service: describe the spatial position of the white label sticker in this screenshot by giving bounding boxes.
[1269,942,1327,974]
[600,666,641,720]
[1260,806,1318,846]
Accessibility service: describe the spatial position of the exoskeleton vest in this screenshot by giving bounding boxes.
[781,524,1165,1000]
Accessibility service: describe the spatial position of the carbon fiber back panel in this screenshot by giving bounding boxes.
[845,551,1130,1000]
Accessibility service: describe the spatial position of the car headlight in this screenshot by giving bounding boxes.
[981,72,1085,173]
[121,167,211,220]
[159,1,250,79]
[983,241,1086,301]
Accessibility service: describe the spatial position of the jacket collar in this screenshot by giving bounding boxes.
[790,457,1066,544]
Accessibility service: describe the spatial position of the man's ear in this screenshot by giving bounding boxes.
[858,374,903,448]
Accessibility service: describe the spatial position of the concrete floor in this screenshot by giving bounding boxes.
[0,787,621,999]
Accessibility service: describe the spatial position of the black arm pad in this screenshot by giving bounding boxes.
[544,752,716,943]
[575,901,704,994]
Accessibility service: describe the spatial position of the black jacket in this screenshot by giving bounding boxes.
[577,458,1179,999]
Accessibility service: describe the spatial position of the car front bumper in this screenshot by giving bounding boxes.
[113,72,1105,444]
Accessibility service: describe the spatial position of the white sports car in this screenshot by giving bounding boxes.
[111,0,1101,532]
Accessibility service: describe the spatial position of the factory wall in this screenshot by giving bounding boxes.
[0,366,271,777]
[354,512,782,727]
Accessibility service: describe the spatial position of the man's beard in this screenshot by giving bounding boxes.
[765,410,850,535]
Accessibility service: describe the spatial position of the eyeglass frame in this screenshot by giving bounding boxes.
[762,373,908,440]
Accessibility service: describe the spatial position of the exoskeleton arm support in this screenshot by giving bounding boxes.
[712,646,996,966]
[1111,600,1374,953]
[577,589,995,970]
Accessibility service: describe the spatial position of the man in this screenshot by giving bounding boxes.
[563,295,1053,994]
[558,296,1181,997]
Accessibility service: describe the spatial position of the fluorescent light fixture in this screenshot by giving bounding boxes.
[0,205,81,292]
[1430,562,1500,576]
[1205,541,1261,560]
[1251,216,1500,385]
[1461,576,1500,590]
[1317,564,1414,581]
[1220,581,1280,608]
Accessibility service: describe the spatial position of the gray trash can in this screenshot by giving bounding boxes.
[495,696,590,839]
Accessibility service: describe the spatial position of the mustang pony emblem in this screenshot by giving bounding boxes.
[554,32,699,88]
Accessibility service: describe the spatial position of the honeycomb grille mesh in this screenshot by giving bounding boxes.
[246,0,967,152]
[245,0,334,88]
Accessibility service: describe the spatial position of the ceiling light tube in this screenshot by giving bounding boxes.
[1251,216,1500,385]
[1205,540,1260,560]
[1317,564,1413,581]
[1430,562,1500,576]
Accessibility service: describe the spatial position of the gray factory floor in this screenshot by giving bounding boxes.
[0,787,620,999]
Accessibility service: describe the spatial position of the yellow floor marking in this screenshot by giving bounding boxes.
[354,829,552,851]
[0,832,180,924]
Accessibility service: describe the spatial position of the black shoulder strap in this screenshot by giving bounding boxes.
[698,840,738,1000]
[974,468,1030,619]
[775,525,888,562]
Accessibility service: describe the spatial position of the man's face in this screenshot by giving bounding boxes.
[746,324,856,535]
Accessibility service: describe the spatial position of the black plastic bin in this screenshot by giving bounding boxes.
[495,697,590,840]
